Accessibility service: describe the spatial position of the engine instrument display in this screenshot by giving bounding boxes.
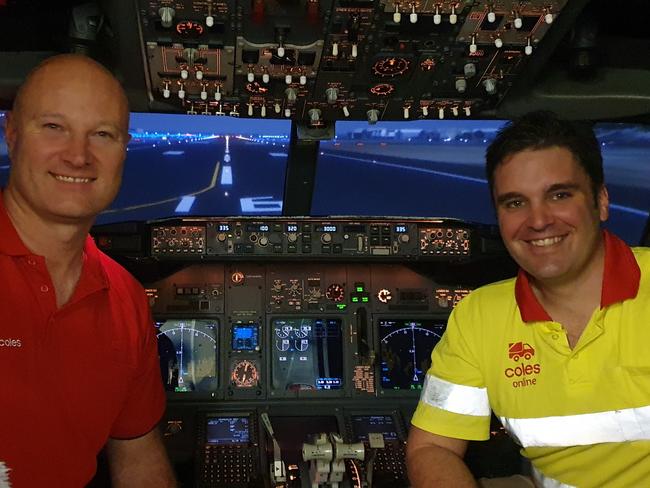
[205,416,250,445]
[156,318,218,393]
[378,318,446,391]
[271,318,343,392]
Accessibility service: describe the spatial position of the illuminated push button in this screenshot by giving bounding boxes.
[196,70,204,80]
[285,74,292,85]
[247,71,255,82]
[300,75,307,85]
[262,72,270,83]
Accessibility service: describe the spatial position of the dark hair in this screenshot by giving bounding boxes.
[485,111,604,204]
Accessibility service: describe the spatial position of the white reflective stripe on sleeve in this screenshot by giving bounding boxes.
[420,374,490,416]
[500,404,650,447]
[532,466,576,488]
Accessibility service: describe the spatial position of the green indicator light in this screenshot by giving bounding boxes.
[356,286,364,292]
[362,297,369,302]
[336,303,347,310]
[352,297,359,303]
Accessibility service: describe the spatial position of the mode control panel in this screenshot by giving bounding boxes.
[150,218,475,260]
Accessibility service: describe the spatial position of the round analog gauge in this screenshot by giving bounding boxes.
[420,58,436,71]
[245,82,269,94]
[325,283,345,302]
[369,83,395,96]
[231,360,259,388]
[275,324,293,338]
[176,20,204,37]
[372,57,410,77]
[377,288,393,303]
[293,323,312,338]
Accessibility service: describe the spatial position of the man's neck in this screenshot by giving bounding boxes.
[530,243,606,348]
[3,189,92,307]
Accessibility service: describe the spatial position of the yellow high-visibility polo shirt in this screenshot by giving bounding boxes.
[411,231,650,488]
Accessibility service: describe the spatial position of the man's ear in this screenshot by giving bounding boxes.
[598,185,609,222]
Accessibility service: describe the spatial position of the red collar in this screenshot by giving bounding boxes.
[0,191,109,293]
[0,192,31,256]
[515,230,641,323]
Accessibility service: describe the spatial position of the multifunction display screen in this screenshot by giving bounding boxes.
[271,318,343,392]
[378,318,446,391]
[351,415,399,441]
[206,416,250,445]
[156,318,218,392]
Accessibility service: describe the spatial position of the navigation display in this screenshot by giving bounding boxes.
[378,318,446,391]
[351,415,399,442]
[156,318,218,393]
[206,416,250,445]
[232,323,260,351]
[271,318,343,392]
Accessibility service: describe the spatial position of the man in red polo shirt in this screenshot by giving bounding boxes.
[0,54,176,487]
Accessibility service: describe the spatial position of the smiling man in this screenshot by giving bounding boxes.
[406,111,650,487]
[0,54,176,487]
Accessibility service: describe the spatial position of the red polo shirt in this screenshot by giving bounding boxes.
[0,195,166,487]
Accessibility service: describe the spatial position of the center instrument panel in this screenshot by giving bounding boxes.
[133,0,579,122]
[95,217,519,487]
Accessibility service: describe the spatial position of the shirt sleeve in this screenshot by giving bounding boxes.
[109,290,166,439]
[411,296,491,440]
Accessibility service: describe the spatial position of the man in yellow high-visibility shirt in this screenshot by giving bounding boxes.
[406,111,650,488]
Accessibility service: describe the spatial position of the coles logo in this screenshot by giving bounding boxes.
[504,342,541,388]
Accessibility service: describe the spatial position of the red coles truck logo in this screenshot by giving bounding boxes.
[505,342,541,388]
[508,342,535,362]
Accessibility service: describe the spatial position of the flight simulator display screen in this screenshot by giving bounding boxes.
[271,318,343,392]
[206,416,250,445]
[351,415,399,442]
[155,318,218,392]
[378,318,446,391]
[232,323,260,351]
